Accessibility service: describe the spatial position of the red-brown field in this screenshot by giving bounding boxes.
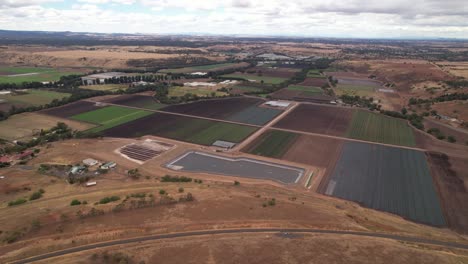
[40,101,101,118]
[273,104,354,136]
[426,152,468,233]
[249,67,300,78]
[271,89,333,103]
[299,78,328,87]
[161,97,262,119]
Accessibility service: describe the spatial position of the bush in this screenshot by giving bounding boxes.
[130,193,146,198]
[178,187,184,193]
[99,196,120,204]
[8,198,27,207]
[29,191,43,201]
[161,175,192,182]
[159,189,166,195]
[268,198,276,206]
[447,136,457,143]
[234,181,240,186]
[70,199,82,206]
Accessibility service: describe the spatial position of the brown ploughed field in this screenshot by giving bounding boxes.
[299,78,328,87]
[40,100,101,118]
[273,104,354,136]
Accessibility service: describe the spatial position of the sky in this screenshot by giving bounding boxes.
[0,0,467,39]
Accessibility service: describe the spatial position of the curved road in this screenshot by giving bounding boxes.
[12,228,468,264]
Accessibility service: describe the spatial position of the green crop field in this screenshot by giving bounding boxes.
[0,67,80,84]
[346,110,416,147]
[244,130,298,158]
[221,73,288,84]
[187,122,257,145]
[0,89,70,106]
[79,84,128,91]
[71,106,152,133]
[227,105,282,126]
[169,86,227,97]
[231,85,263,92]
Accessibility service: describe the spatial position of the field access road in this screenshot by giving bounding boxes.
[12,228,468,264]
[231,102,299,152]
[271,127,427,152]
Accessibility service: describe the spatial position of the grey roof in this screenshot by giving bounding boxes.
[212,140,236,149]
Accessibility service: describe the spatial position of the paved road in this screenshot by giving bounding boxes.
[12,228,468,263]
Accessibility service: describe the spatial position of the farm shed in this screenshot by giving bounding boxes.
[86,181,97,187]
[212,140,236,149]
[70,166,86,175]
[81,72,126,85]
[265,101,290,108]
[83,158,98,166]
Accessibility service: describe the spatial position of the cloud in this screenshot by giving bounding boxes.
[0,0,59,8]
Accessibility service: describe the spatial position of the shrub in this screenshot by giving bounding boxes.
[178,187,184,193]
[268,198,276,206]
[447,136,456,143]
[29,191,43,201]
[8,198,27,207]
[130,193,146,198]
[70,199,82,206]
[159,189,166,195]
[161,175,192,182]
[99,196,120,204]
[234,181,240,186]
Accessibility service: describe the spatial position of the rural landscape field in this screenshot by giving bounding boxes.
[0,2,467,262]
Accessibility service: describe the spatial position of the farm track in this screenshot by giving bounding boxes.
[270,127,426,152]
[12,228,468,264]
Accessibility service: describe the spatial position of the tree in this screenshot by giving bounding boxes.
[447,136,456,143]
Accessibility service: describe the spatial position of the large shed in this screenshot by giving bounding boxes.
[212,140,236,149]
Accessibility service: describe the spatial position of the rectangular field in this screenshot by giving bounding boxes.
[104,95,165,110]
[321,142,445,226]
[101,112,257,145]
[40,101,102,118]
[71,106,152,133]
[80,84,128,91]
[273,104,354,136]
[0,67,80,84]
[167,151,304,184]
[160,62,248,74]
[346,110,416,147]
[243,130,299,158]
[0,90,70,107]
[226,105,282,126]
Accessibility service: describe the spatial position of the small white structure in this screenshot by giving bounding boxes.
[184,81,217,87]
[83,158,98,166]
[212,140,236,149]
[85,181,97,187]
[100,161,117,170]
[190,72,208,76]
[265,101,291,108]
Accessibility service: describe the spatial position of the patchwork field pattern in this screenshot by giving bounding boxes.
[0,89,70,107]
[71,105,152,133]
[346,110,416,147]
[160,62,248,74]
[0,67,80,84]
[104,95,165,110]
[321,142,445,226]
[101,112,257,145]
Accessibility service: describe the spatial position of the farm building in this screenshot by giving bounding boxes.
[265,101,291,108]
[70,165,86,175]
[256,53,292,60]
[83,158,98,166]
[190,72,207,76]
[86,181,97,187]
[100,161,117,170]
[81,72,126,85]
[212,140,236,149]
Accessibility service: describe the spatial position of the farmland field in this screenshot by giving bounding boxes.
[101,112,257,145]
[320,142,445,226]
[243,130,299,158]
[0,67,80,84]
[226,105,282,125]
[41,101,101,118]
[159,62,248,74]
[307,69,326,78]
[229,85,263,94]
[221,73,288,84]
[161,97,262,120]
[346,110,416,147]
[299,78,328,87]
[0,112,95,141]
[273,104,354,136]
[104,95,165,110]
[286,85,323,96]
[168,86,227,97]
[0,89,70,107]
[334,84,376,97]
[71,105,152,133]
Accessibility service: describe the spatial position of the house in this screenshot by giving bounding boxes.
[83,158,98,166]
[100,161,117,170]
[212,140,236,149]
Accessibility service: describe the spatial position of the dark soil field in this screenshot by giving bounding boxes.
[40,100,101,118]
[320,142,446,227]
[243,130,300,158]
[249,67,300,78]
[426,152,468,233]
[271,88,333,103]
[103,94,165,110]
[273,104,354,136]
[101,112,257,145]
[161,97,262,120]
[299,78,328,87]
